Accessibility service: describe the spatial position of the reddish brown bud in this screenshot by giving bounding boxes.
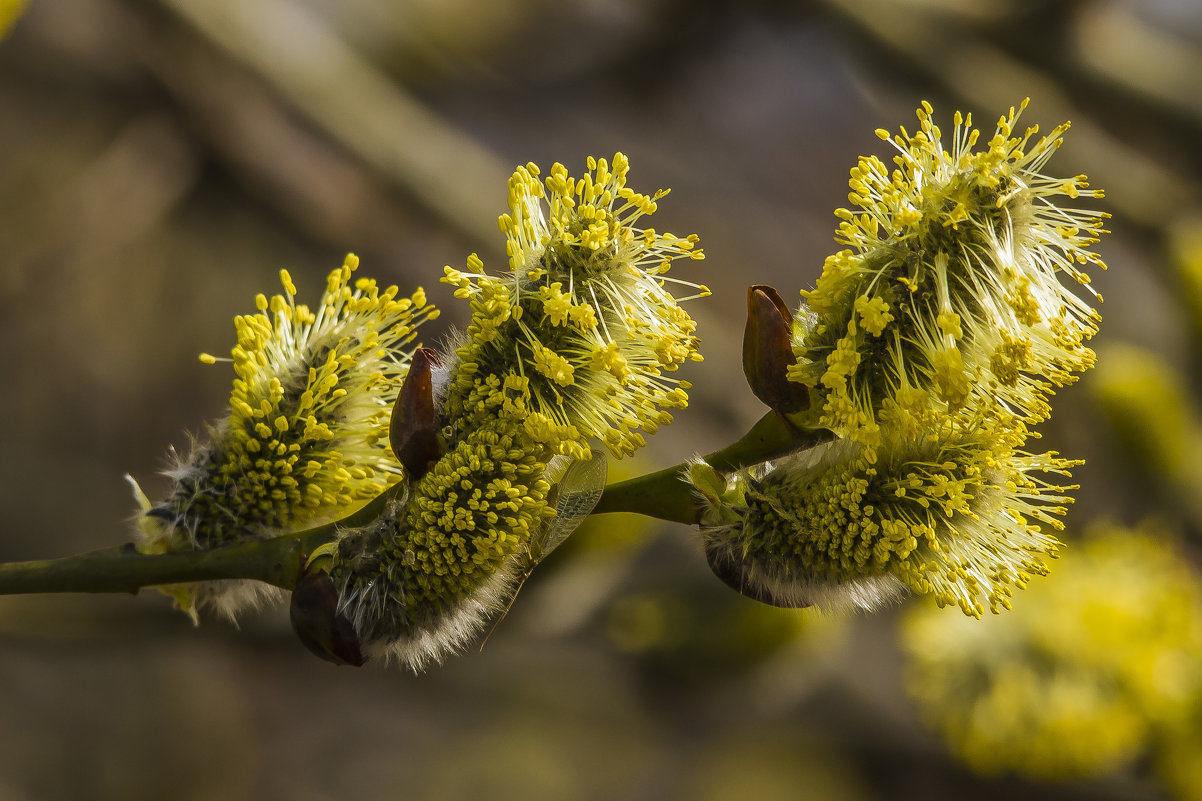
[743,285,808,414]
[389,347,443,481]
[290,571,366,666]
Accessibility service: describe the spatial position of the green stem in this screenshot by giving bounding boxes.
[594,411,832,524]
[0,535,316,595]
[0,483,407,596]
[0,415,829,596]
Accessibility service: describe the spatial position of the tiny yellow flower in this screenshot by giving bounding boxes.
[536,282,574,326]
[589,341,632,383]
[854,294,894,337]
[530,342,575,387]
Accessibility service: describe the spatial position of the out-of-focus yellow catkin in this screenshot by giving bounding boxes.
[1169,218,1202,353]
[1092,343,1202,485]
[903,523,1202,780]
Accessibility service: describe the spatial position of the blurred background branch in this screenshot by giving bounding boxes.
[816,0,1200,230]
[154,0,513,251]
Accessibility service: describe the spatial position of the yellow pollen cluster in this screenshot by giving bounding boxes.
[537,282,574,326]
[395,423,552,612]
[590,341,631,382]
[334,420,553,636]
[855,294,894,336]
[929,348,970,409]
[531,343,575,386]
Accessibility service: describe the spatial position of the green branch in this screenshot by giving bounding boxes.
[0,483,407,596]
[594,411,833,523]
[0,536,311,596]
[0,413,829,596]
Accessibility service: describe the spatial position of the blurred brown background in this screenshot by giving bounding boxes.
[2,0,1200,799]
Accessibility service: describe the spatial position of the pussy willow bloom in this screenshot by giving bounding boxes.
[902,525,1202,780]
[442,153,708,459]
[129,254,437,619]
[790,100,1108,447]
[694,410,1075,617]
[328,418,555,670]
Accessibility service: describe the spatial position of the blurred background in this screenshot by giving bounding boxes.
[3,0,1202,798]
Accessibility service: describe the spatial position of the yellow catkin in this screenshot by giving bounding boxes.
[133,254,438,619]
[697,410,1074,617]
[790,101,1108,449]
[440,153,706,459]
